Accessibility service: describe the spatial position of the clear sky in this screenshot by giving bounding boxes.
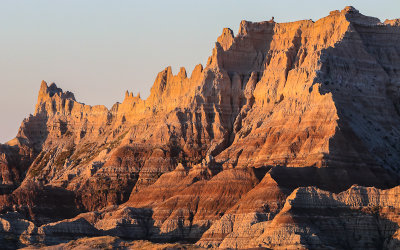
[0,0,399,143]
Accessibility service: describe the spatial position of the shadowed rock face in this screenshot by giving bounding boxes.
[0,6,400,249]
[198,185,400,249]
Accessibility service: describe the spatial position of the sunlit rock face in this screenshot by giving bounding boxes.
[0,6,400,249]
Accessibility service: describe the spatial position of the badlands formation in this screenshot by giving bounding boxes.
[0,6,400,249]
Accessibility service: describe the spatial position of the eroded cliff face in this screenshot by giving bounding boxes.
[199,185,400,249]
[0,6,400,249]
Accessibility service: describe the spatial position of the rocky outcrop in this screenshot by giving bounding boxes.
[3,184,399,249]
[0,6,399,249]
[254,185,400,249]
[198,185,400,249]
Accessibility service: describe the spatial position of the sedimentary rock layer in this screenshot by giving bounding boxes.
[0,6,399,249]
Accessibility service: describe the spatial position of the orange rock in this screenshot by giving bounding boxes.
[0,6,399,248]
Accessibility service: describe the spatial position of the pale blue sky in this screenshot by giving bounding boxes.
[0,0,399,142]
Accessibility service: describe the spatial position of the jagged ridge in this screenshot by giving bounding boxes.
[0,6,399,249]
